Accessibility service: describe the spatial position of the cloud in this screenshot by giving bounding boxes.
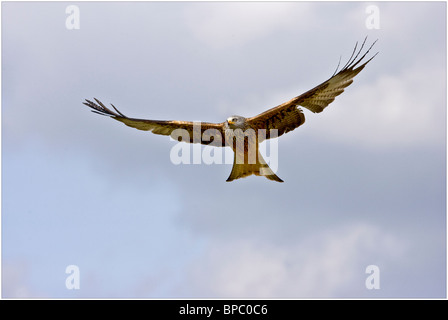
[179,223,405,297]
[184,2,313,49]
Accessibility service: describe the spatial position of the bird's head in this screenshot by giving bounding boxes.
[226,115,246,129]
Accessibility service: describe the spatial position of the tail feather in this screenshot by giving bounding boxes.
[226,152,283,182]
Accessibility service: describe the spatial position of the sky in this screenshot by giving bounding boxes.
[1,1,446,298]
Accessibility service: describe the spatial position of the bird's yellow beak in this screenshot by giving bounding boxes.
[228,119,235,125]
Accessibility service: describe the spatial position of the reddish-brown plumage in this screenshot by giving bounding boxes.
[83,38,377,182]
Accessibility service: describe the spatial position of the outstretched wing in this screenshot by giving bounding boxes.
[83,98,226,146]
[247,38,378,139]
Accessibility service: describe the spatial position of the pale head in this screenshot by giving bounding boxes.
[226,115,246,129]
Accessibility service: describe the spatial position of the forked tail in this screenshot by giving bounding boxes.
[226,151,283,182]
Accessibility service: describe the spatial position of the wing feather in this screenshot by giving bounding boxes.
[247,38,377,139]
[83,98,226,146]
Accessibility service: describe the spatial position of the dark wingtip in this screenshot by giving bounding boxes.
[82,97,124,118]
[110,103,127,117]
[347,37,379,70]
[334,37,379,75]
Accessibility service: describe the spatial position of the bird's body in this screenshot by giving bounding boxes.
[224,116,283,182]
[83,38,377,182]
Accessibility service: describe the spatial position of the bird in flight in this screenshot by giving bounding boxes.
[83,38,377,182]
